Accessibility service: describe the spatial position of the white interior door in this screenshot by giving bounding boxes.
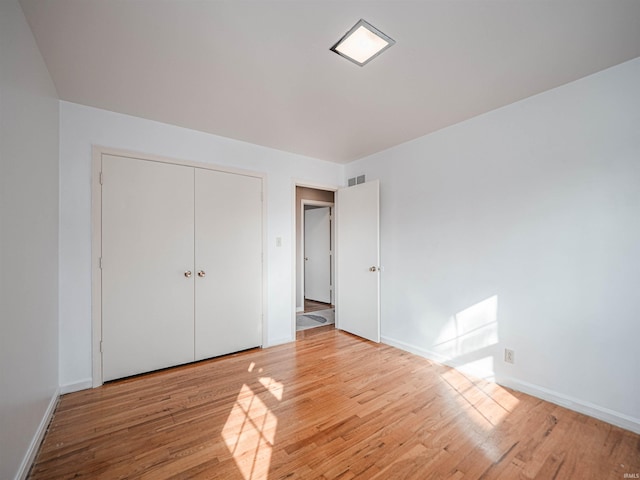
[336,180,380,342]
[101,155,195,381]
[194,168,262,360]
[304,206,332,304]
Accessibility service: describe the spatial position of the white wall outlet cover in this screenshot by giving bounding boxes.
[504,348,515,364]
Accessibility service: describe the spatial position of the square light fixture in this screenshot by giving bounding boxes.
[330,19,395,67]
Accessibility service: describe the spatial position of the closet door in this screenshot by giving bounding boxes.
[102,155,195,381]
[195,169,262,360]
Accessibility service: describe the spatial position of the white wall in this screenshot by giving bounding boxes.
[59,102,343,390]
[0,1,60,478]
[346,58,640,433]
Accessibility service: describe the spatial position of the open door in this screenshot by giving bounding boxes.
[304,206,332,303]
[336,180,380,342]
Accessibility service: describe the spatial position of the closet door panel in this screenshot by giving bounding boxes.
[195,169,262,360]
[102,155,195,381]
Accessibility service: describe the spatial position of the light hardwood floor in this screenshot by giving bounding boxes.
[29,328,639,479]
[303,299,334,313]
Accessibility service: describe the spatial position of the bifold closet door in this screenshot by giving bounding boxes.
[102,155,195,381]
[194,169,262,360]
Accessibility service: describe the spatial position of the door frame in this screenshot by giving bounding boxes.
[291,180,338,340]
[301,201,334,307]
[91,146,267,387]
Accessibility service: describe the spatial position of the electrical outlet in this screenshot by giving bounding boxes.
[504,348,515,364]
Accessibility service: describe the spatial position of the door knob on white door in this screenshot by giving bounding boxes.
[369,266,379,272]
[184,270,192,278]
[198,270,206,278]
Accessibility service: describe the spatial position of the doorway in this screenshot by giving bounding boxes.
[293,180,381,340]
[296,186,335,332]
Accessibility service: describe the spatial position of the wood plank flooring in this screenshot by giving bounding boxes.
[303,299,334,313]
[29,328,639,479]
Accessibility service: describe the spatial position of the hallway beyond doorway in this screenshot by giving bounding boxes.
[303,299,333,313]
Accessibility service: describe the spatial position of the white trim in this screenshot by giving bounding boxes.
[15,388,59,480]
[91,148,102,387]
[263,336,295,348]
[499,377,640,435]
[59,379,93,395]
[294,179,340,192]
[91,146,267,387]
[260,172,269,353]
[382,335,452,364]
[382,335,640,435]
[381,335,494,380]
[92,145,265,179]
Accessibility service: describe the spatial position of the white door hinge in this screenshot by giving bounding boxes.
[99,341,103,353]
[99,257,102,269]
[99,171,103,185]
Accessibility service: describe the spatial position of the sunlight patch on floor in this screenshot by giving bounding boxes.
[439,367,520,462]
[441,367,519,431]
[259,377,284,401]
[222,376,282,480]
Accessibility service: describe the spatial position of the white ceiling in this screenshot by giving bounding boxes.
[20,0,640,163]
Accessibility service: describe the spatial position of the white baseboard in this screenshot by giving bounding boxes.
[381,335,640,435]
[381,335,495,380]
[264,336,294,348]
[499,377,640,435]
[59,379,93,394]
[15,388,59,480]
[296,306,304,313]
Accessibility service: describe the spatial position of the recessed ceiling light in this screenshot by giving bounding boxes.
[330,19,395,67]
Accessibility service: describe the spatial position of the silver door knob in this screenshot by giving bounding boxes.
[198,270,206,278]
[305,257,309,261]
[369,266,378,272]
[184,270,192,278]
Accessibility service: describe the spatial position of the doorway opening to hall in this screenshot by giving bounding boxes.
[296,185,335,333]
